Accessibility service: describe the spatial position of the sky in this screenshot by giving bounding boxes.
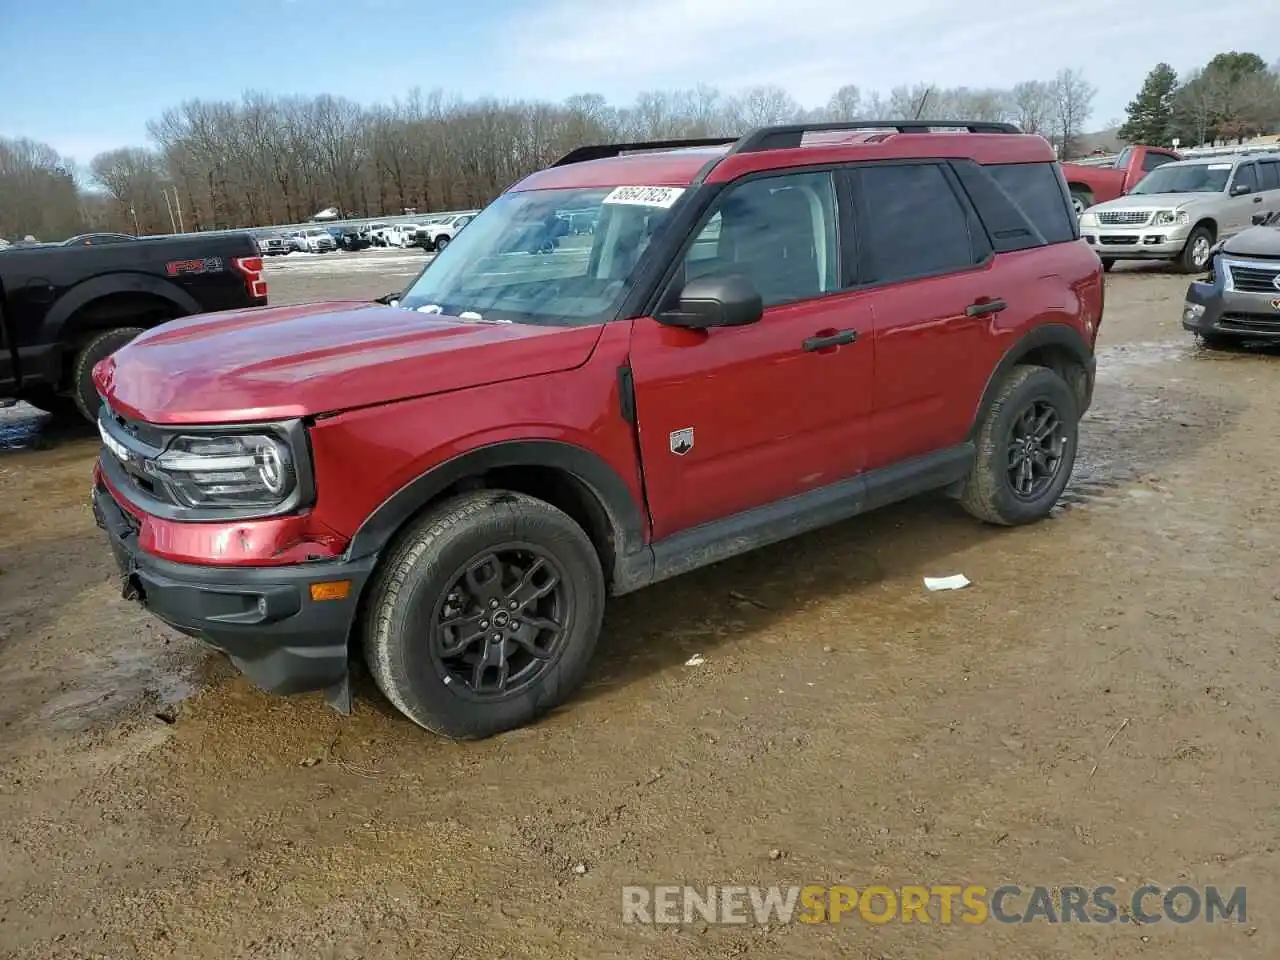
[1,0,1277,170]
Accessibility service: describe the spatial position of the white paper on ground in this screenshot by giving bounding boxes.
[924,574,971,591]
[685,654,706,666]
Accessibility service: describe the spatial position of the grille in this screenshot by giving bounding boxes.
[1097,210,1151,226]
[1220,312,1280,333]
[1099,235,1139,245]
[1226,263,1280,294]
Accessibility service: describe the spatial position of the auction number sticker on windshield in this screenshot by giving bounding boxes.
[603,186,685,208]
[1208,163,1233,169]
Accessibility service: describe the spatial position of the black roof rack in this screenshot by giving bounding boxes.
[549,121,1022,168]
[552,137,739,167]
[728,120,1021,154]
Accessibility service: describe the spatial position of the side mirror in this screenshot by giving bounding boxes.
[1252,212,1268,225]
[658,274,764,330]
[1230,182,1252,196]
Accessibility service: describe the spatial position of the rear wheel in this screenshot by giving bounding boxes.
[959,365,1079,526]
[71,327,146,421]
[364,490,605,739]
[1069,189,1093,215]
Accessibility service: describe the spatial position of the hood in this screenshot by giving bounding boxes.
[1091,191,1219,211]
[1220,226,1280,259]
[95,301,604,425]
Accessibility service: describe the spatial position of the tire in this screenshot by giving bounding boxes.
[71,327,146,421]
[1069,189,1093,215]
[1101,258,1116,272]
[959,364,1079,526]
[363,489,606,739]
[434,235,450,251]
[1178,224,1214,274]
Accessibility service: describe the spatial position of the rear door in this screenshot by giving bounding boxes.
[1256,160,1280,219]
[629,169,875,540]
[846,161,1003,468]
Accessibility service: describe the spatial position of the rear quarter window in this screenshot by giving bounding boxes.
[986,162,1076,245]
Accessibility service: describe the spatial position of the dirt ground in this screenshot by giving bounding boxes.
[0,250,1276,959]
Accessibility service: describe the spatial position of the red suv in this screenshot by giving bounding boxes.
[92,121,1103,739]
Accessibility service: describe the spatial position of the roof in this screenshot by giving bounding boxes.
[512,122,1058,193]
[1164,152,1279,168]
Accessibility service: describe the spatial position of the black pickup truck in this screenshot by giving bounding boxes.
[0,232,267,421]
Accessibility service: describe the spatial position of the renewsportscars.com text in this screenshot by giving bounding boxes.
[622,884,1247,926]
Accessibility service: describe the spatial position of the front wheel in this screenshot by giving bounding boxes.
[433,235,450,252]
[364,490,606,739]
[1101,258,1116,272]
[959,365,1079,526]
[1179,225,1214,274]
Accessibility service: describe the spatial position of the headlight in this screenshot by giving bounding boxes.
[145,434,297,508]
[1078,212,1097,227]
[1153,210,1190,226]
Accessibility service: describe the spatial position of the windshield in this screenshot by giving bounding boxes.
[398,185,684,326]
[1129,163,1231,195]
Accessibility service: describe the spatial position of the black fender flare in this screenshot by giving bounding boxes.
[968,323,1095,437]
[45,272,203,339]
[344,439,648,575]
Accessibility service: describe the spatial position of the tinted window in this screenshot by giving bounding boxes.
[856,163,976,282]
[682,171,839,308]
[1232,164,1257,192]
[1257,161,1280,191]
[987,162,1075,244]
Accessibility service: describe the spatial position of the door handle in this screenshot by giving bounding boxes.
[966,298,1007,317]
[802,329,858,352]
[1253,196,1263,203]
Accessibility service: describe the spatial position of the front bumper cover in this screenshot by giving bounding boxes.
[93,480,375,697]
[1182,278,1280,340]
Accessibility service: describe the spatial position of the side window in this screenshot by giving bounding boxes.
[681,171,838,308]
[986,162,1075,244]
[1232,164,1257,193]
[855,163,978,283]
[1142,152,1176,173]
[1257,162,1280,192]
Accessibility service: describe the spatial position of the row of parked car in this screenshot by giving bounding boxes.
[255,211,479,257]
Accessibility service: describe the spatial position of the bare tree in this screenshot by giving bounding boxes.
[1050,68,1097,158]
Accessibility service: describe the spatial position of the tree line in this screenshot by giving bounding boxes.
[1118,52,1280,148]
[2,68,1102,241]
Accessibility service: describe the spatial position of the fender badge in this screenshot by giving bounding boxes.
[669,427,694,456]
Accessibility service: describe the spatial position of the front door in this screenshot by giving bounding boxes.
[629,169,874,541]
[1225,162,1261,236]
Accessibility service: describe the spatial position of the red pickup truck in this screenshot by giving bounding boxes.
[1061,144,1183,213]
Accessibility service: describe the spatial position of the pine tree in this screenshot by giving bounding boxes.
[1118,64,1179,146]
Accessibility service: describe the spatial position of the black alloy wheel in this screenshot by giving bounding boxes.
[432,546,568,698]
[1006,399,1067,501]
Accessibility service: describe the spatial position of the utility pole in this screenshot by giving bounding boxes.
[162,188,178,234]
[171,186,185,232]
